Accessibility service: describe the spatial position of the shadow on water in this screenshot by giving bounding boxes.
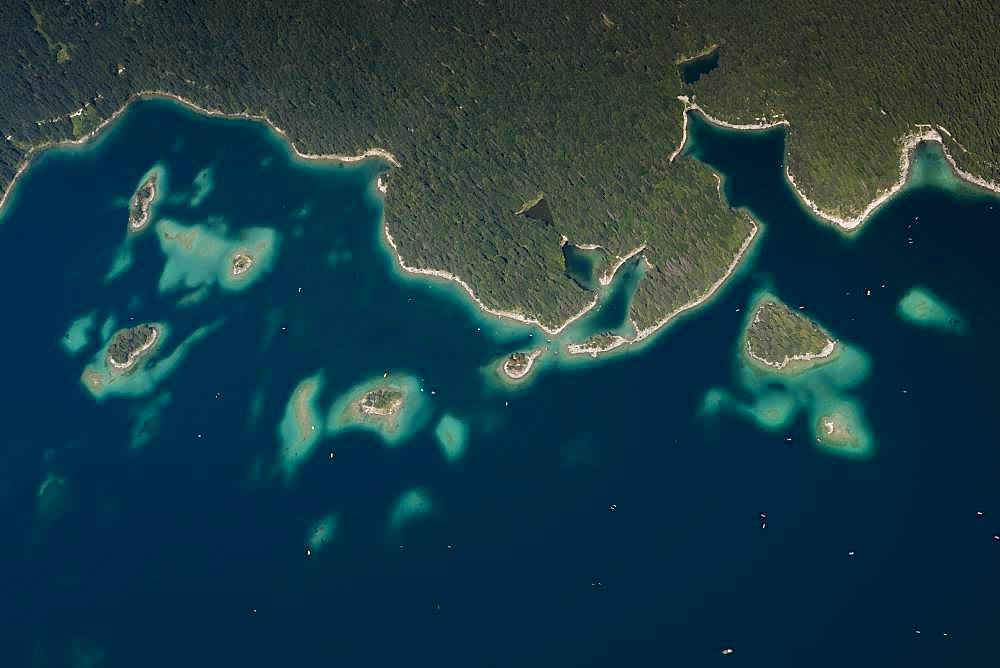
[0,99,998,666]
[561,243,606,291]
[679,47,721,85]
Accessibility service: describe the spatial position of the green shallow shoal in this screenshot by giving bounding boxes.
[156,219,279,297]
[387,487,433,534]
[897,287,966,333]
[434,413,470,464]
[61,310,97,355]
[277,372,325,480]
[189,165,215,208]
[306,513,339,552]
[809,397,874,459]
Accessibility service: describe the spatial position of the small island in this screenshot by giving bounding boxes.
[80,320,173,399]
[360,386,404,418]
[501,349,544,380]
[743,293,837,373]
[106,323,160,371]
[811,403,872,457]
[229,251,255,278]
[128,169,160,233]
[566,331,628,357]
[327,373,428,446]
[816,412,858,448]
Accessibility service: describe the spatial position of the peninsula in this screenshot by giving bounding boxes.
[743,294,838,373]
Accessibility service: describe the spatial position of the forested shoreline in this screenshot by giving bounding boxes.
[1,0,994,331]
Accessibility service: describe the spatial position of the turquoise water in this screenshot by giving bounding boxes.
[2,99,998,666]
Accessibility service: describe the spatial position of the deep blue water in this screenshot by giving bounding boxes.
[1,100,998,667]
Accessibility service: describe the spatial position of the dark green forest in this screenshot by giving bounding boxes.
[745,298,833,366]
[1,0,995,332]
[682,0,999,220]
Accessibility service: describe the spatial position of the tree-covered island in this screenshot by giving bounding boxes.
[359,387,404,417]
[106,323,160,371]
[327,374,429,445]
[743,294,837,373]
[501,350,544,380]
[341,384,406,434]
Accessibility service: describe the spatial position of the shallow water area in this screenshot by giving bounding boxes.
[277,372,325,480]
[898,286,966,333]
[1,98,999,666]
[387,487,434,534]
[61,310,97,354]
[707,316,874,457]
[305,513,339,552]
[434,413,469,463]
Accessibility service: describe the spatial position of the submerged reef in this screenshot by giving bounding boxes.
[277,372,325,480]
[897,287,966,333]
[434,413,469,463]
[305,513,339,553]
[387,487,433,534]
